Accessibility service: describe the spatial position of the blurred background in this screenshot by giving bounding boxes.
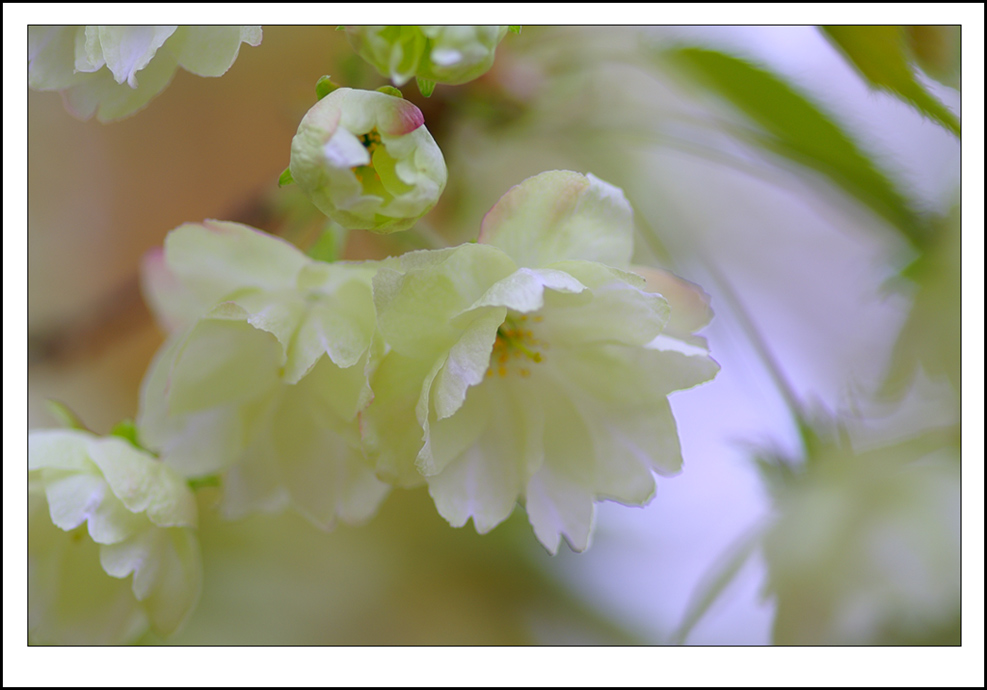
[26,26,965,645]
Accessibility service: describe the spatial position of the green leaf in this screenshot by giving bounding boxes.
[822,26,960,137]
[315,74,339,100]
[669,522,765,644]
[45,399,89,431]
[509,26,522,35]
[376,84,404,98]
[659,47,929,247]
[109,419,142,450]
[187,474,221,490]
[416,76,436,98]
[278,167,294,188]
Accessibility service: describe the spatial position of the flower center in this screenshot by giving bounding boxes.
[352,128,382,185]
[488,313,547,379]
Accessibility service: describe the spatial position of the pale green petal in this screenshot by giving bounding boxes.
[163,221,307,315]
[299,348,376,423]
[374,243,515,358]
[417,26,508,85]
[346,26,426,86]
[430,308,505,420]
[270,376,389,528]
[75,26,104,73]
[29,498,149,645]
[139,335,252,477]
[141,247,203,333]
[167,318,282,414]
[220,424,291,522]
[524,384,599,553]
[427,376,543,533]
[525,462,596,555]
[86,436,197,528]
[540,277,670,348]
[28,26,90,90]
[28,428,96,472]
[292,263,378,373]
[465,267,587,315]
[361,351,433,488]
[42,471,106,532]
[141,528,202,635]
[62,44,179,122]
[552,342,719,406]
[479,171,635,269]
[85,490,146,545]
[98,527,153,586]
[96,26,177,87]
[173,26,261,77]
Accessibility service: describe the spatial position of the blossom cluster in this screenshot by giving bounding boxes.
[138,170,719,554]
[28,32,718,645]
[29,169,718,642]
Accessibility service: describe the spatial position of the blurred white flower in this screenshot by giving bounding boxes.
[345,26,509,89]
[28,429,201,644]
[28,26,261,122]
[761,427,960,644]
[138,221,389,529]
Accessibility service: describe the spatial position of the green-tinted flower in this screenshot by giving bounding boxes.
[28,26,261,122]
[28,429,201,644]
[138,221,388,528]
[289,87,447,233]
[363,171,719,553]
[345,26,509,89]
[760,426,960,644]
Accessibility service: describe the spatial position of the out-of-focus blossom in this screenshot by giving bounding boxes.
[138,221,389,529]
[28,429,201,644]
[28,26,262,122]
[363,171,719,553]
[759,425,960,644]
[289,87,447,233]
[345,26,509,89]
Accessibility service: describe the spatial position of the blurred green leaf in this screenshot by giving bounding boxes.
[315,74,339,100]
[277,167,294,188]
[109,418,142,449]
[669,522,765,645]
[822,26,960,137]
[45,399,88,431]
[659,47,928,247]
[306,223,348,263]
[376,85,404,98]
[904,26,960,90]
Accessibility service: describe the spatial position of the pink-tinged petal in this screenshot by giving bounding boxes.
[378,97,425,136]
[631,265,714,336]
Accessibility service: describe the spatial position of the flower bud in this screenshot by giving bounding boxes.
[345,26,509,89]
[289,87,447,233]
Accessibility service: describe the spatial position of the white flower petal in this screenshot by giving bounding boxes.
[97,26,177,87]
[479,171,635,270]
[174,26,261,77]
